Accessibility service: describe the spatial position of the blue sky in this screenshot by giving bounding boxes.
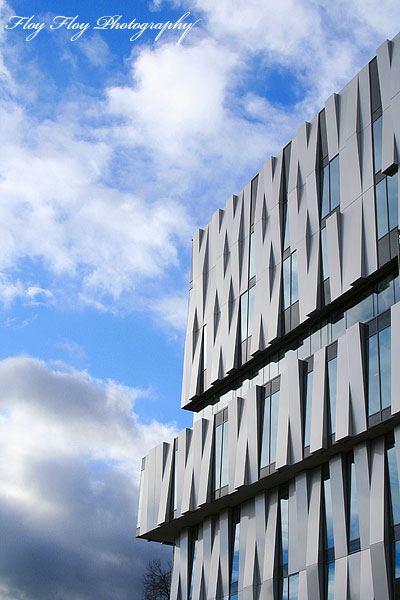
[0,1,399,599]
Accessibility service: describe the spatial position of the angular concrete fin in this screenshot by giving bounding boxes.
[192,309,199,360]
[228,278,235,330]
[223,231,230,275]
[305,212,312,273]
[213,291,220,342]
[262,194,268,242]
[268,243,275,301]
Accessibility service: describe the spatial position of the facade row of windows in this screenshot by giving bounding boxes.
[185,433,400,599]
[194,269,398,425]
[213,310,390,496]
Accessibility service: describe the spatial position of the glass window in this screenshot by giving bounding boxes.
[283,256,291,309]
[240,292,249,343]
[327,355,337,437]
[330,155,340,210]
[260,385,280,469]
[387,445,400,527]
[367,316,391,417]
[321,155,340,218]
[376,178,388,239]
[348,458,360,553]
[288,573,299,600]
[137,460,145,529]
[373,116,382,174]
[188,529,198,600]
[321,164,330,219]
[280,494,289,598]
[214,409,229,495]
[249,232,256,280]
[248,285,255,338]
[304,368,313,448]
[324,476,334,552]
[321,226,329,281]
[327,562,335,600]
[173,440,178,513]
[230,518,240,600]
[283,251,298,310]
[388,171,398,232]
[283,200,290,251]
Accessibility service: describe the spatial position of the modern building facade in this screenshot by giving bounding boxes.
[137,33,400,599]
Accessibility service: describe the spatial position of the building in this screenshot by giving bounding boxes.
[137,33,400,600]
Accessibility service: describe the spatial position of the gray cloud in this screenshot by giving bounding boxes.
[0,356,176,600]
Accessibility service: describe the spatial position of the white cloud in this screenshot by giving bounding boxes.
[0,356,176,600]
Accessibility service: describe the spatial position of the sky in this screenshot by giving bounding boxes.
[0,1,399,599]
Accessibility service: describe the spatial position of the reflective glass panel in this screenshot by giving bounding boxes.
[248,286,256,337]
[368,333,380,415]
[283,202,290,250]
[388,171,398,231]
[282,577,289,600]
[327,357,337,435]
[330,156,340,210]
[281,497,289,566]
[288,573,299,600]
[230,521,240,592]
[376,178,388,239]
[249,232,256,280]
[304,370,313,447]
[327,561,335,600]
[240,292,248,342]
[260,395,270,468]
[396,540,400,579]
[214,423,222,490]
[270,391,280,464]
[379,325,391,409]
[387,445,400,526]
[283,257,291,309]
[291,251,298,304]
[188,538,197,600]
[324,477,334,549]
[377,276,394,314]
[321,226,329,280]
[321,164,330,218]
[373,116,382,173]
[349,461,360,546]
[221,420,229,487]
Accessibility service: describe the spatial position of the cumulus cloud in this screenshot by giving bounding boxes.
[0,356,176,600]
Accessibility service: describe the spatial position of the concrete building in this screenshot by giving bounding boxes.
[137,33,400,599]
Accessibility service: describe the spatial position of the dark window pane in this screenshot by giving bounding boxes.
[330,156,340,210]
[321,226,329,280]
[349,461,360,545]
[240,292,248,342]
[327,357,337,435]
[188,538,197,600]
[321,164,330,218]
[387,446,400,526]
[291,251,298,304]
[368,333,380,416]
[304,370,313,447]
[376,178,388,239]
[379,325,391,410]
[283,257,291,309]
[388,171,398,231]
[373,116,383,173]
[270,391,279,464]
